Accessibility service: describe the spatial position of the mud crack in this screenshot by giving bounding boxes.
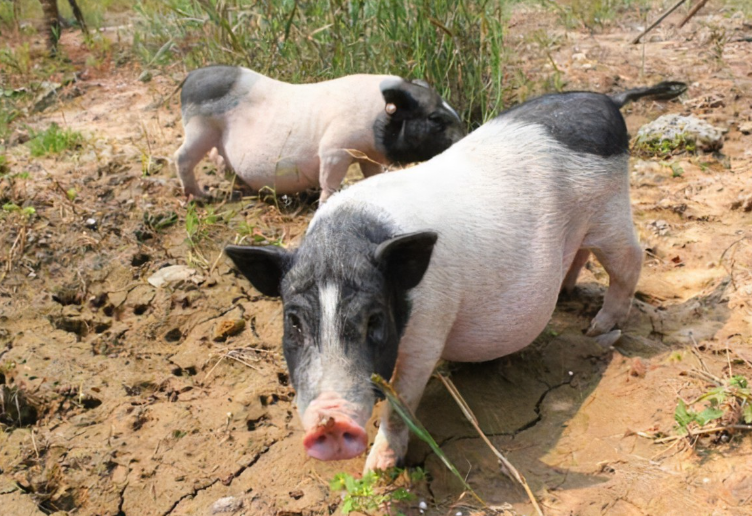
[159,440,276,516]
[510,377,573,436]
[435,376,575,451]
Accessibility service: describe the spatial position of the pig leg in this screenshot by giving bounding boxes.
[318,149,353,203]
[174,118,218,199]
[584,216,642,338]
[360,161,384,178]
[561,248,590,295]
[365,308,454,472]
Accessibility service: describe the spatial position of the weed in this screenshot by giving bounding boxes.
[133,0,514,126]
[674,375,752,436]
[549,0,650,32]
[185,203,234,247]
[330,469,418,515]
[634,133,697,157]
[143,210,178,232]
[28,123,84,157]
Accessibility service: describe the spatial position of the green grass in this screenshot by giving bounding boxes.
[0,0,134,31]
[674,375,752,436]
[133,0,514,127]
[330,468,423,515]
[27,122,84,157]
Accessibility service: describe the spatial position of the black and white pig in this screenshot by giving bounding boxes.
[174,66,465,201]
[224,81,685,471]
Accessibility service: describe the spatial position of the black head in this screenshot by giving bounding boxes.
[224,222,437,418]
[375,78,466,165]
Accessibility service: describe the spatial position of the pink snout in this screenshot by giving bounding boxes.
[303,415,368,461]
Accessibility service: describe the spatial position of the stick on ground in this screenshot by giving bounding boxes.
[679,0,710,28]
[437,373,545,516]
[631,0,688,44]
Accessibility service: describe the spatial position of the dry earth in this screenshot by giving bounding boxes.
[1,3,751,516]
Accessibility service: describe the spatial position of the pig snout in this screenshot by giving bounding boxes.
[301,392,368,461]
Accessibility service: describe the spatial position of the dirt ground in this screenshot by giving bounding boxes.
[1,3,752,516]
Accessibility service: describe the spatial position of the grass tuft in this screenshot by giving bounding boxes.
[27,122,84,157]
[133,0,515,127]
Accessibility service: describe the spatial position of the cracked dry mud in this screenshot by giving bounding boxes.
[2,3,752,516]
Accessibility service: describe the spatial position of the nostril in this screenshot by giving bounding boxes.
[315,435,327,445]
[342,432,355,443]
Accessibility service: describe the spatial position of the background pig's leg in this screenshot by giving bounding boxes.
[318,149,353,203]
[584,207,642,338]
[359,161,384,178]
[561,248,591,295]
[365,308,455,472]
[174,118,218,199]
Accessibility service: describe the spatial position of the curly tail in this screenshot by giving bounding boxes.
[610,81,687,108]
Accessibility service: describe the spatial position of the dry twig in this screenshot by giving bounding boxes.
[436,373,545,516]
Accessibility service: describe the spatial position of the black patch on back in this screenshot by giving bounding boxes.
[181,65,240,106]
[496,92,628,157]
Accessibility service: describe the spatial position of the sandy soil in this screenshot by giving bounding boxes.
[1,3,751,516]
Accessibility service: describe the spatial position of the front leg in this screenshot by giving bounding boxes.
[365,310,453,472]
[318,149,353,203]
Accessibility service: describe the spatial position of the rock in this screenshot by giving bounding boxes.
[740,121,752,135]
[634,114,724,154]
[211,496,243,514]
[147,265,201,288]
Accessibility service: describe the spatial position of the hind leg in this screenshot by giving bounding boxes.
[585,222,642,338]
[174,118,218,199]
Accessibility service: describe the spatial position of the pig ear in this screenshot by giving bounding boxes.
[224,245,292,297]
[375,231,438,290]
[380,78,418,114]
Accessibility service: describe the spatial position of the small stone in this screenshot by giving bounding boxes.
[739,121,752,135]
[629,357,647,378]
[211,496,243,514]
[85,218,97,228]
[419,501,428,510]
[213,319,246,342]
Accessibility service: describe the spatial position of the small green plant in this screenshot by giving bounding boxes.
[674,375,752,436]
[66,187,77,201]
[28,123,84,157]
[143,210,178,231]
[634,133,697,157]
[330,469,416,516]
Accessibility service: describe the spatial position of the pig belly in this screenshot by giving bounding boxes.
[437,261,565,363]
[223,137,321,194]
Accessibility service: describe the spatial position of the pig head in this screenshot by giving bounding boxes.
[225,218,437,461]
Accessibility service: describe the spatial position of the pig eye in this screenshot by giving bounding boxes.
[428,113,445,125]
[367,313,385,342]
[286,313,303,334]
[385,103,397,115]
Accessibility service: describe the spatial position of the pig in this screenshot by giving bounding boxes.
[174,66,466,202]
[224,81,686,471]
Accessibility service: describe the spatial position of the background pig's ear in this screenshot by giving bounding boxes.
[374,231,438,290]
[224,245,292,297]
[379,78,418,114]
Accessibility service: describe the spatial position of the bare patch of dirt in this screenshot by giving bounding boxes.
[1,2,751,516]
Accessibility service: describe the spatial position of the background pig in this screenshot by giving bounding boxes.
[175,66,465,202]
[224,82,685,471]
